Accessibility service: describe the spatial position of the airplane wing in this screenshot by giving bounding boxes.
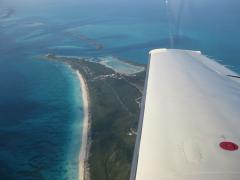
[130,49,240,180]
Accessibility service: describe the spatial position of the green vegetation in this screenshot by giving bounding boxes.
[45,55,145,180]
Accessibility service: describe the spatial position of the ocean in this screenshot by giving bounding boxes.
[0,0,240,179]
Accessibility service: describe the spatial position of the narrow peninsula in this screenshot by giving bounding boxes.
[44,54,146,180]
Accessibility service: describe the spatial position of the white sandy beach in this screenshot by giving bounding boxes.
[76,70,90,180]
[99,56,145,75]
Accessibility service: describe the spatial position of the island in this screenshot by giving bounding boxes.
[44,54,146,180]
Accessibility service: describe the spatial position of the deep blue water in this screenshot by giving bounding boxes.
[0,0,240,179]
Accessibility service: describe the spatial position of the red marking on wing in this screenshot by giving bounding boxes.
[220,141,239,151]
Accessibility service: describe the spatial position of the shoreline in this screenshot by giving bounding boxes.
[76,70,90,180]
[42,56,145,180]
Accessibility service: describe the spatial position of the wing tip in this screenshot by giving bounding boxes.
[149,48,202,55]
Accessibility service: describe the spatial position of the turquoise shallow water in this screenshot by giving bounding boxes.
[0,0,240,179]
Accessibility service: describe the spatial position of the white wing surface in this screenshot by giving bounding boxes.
[130,49,240,180]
